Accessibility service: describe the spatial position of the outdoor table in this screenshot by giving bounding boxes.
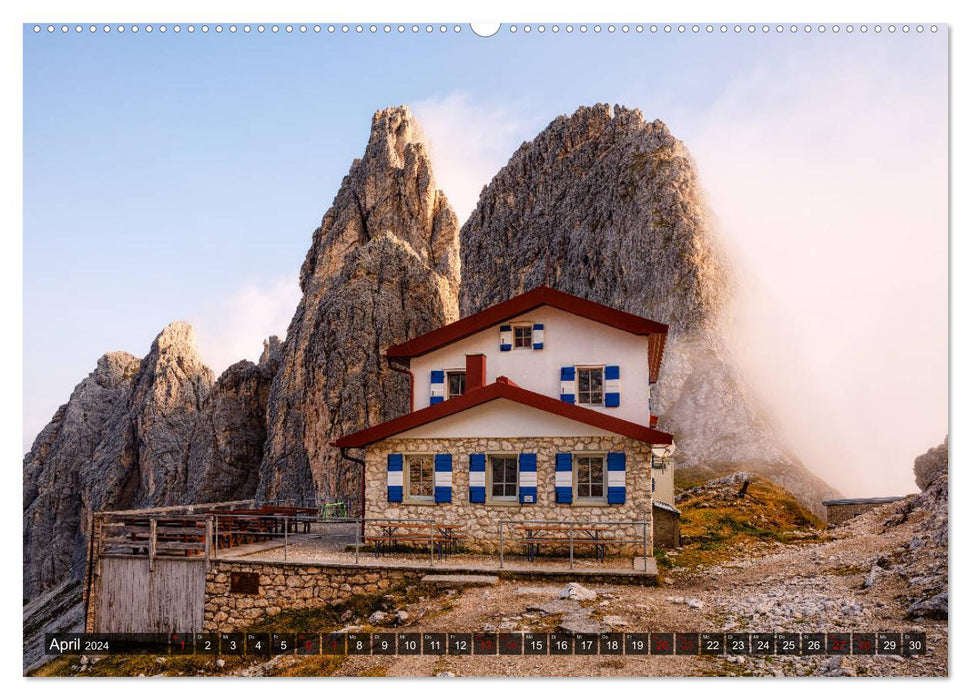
[365,521,465,559]
[516,524,611,563]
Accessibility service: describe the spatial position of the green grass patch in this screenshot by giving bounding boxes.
[671,472,824,569]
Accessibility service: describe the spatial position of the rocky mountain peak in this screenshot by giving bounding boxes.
[257,106,461,503]
[459,103,836,515]
[151,319,196,350]
[460,103,727,336]
[260,335,282,366]
[368,105,424,168]
[299,105,459,302]
[94,351,141,383]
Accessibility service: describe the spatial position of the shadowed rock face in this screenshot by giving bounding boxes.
[23,352,140,599]
[86,321,215,512]
[459,103,839,515]
[185,337,282,504]
[23,325,279,599]
[256,106,460,503]
[914,436,947,491]
[23,323,215,597]
[881,437,948,620]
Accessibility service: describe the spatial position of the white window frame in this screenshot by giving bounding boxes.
[512,323,533,350]
[487,453,519,503]
[576,365,605,407]
[574,452,607,503]
[445,369,466,399]
[403,453,435,503]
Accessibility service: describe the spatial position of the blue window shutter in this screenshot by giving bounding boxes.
[430,370,445,405]
[499,325,512,352]
[434,453,453,503]
[387,453,403,502]
[532,323,544,350]
[555,452,573,504]
[518,453,537,504]
[469,453,486,504]
[606,452,626,504]
[605,365,621,407]
[559,366,576,404]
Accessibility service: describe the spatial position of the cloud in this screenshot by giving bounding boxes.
[412,93,533,222]
[684,43,947,496]
[189,276,300,375]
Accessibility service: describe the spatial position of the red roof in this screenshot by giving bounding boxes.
[332,377,674,448]
[386,286,668,380]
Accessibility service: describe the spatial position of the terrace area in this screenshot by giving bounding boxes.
[92,502,658,584]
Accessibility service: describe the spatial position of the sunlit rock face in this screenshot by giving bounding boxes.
[459,103,838,515]
[256,106,461,504]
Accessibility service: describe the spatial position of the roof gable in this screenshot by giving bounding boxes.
[332,377,674,448]
[386,285,667,358]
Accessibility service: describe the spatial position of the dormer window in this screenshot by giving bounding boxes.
[513,325,533,349]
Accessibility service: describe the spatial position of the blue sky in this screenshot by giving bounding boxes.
[23,25,948,496]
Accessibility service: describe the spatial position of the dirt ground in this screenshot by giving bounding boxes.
[237,499,948,678]
[35,493,946,678]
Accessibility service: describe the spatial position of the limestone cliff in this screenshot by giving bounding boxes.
[185,337,282,503]
[23,324,277,598]
[459,104,838,515]
[23,352,140,598]
[256,106,460,504]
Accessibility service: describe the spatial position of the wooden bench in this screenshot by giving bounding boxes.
[364,522,466,559]
[515,525,613,563]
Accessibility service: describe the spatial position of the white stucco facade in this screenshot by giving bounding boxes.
[397,398,626,440]
[652,459,675,506]
[410,306,654,424]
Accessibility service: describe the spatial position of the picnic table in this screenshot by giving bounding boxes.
[210,507,317,547]
[515,524,613,563]
[364,521,466,559]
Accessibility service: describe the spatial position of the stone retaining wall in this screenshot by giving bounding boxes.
[203,560,420,632]
[825,501,899,525]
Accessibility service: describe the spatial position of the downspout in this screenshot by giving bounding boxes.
[339,446,367,538]
[386,355,414,413]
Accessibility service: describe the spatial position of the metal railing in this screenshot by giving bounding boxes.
[498,519,651,571]
[95,510,652,572]
[208,514,445,566]
[257,494,363,519]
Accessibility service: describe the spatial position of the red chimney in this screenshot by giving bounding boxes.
[466,353,487,391]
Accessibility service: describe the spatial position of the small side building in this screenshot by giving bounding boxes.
[822,496,906,525]
[652,501,681,548]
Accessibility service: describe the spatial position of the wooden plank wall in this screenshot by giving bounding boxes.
[93,557,206,633]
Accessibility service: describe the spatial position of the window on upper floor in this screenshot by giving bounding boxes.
[513,324,533,349]
[446,370,466,399]
[489,454,519,502]
[404,454,434,501]
[577,366,604,406]
[575,453,606,502]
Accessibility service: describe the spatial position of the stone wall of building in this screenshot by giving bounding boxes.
[203,560,419,632]
[365,436,654,554]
